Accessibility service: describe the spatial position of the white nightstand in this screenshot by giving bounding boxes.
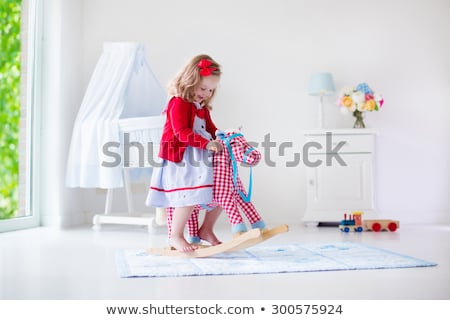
[302,129,377,226]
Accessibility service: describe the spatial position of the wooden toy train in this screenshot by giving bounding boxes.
[339,211,399,232]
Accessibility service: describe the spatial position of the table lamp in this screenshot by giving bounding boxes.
[308,72,335,128]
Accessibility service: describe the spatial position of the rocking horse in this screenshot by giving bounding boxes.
[148,130,288,258]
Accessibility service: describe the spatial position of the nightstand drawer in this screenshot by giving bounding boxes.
[304,133,374,154]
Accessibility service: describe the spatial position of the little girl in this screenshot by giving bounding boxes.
[146,54,223,252]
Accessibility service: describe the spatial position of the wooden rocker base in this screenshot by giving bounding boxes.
[146,224,289,258]
[228,224,289,252]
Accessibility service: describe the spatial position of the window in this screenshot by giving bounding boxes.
[0,0,41,232]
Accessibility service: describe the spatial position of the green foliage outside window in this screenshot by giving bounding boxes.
[0,0,21,219]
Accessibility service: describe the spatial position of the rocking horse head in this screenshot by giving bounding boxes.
[214,129,261,204]
[215,129,261,166]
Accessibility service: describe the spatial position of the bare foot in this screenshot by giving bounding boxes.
[170,236,198,252]
[198,228,222,246]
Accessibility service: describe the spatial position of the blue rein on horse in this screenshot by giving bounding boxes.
[217,132,255,203]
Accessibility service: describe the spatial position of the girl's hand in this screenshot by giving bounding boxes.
[206,140,223,153]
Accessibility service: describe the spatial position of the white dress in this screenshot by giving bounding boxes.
[146,102,214,208]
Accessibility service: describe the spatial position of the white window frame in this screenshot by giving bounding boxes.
[0,0,42,232]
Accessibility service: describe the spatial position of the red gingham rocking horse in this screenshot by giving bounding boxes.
[166,129,266,242]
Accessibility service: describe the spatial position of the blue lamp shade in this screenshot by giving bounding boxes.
[308,72,335,96]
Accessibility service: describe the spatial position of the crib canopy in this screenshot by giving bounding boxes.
[66,42,166,188]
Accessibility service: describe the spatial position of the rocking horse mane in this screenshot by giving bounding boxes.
[214,128,260,167]
[213,132,234,168]
[215,128,247,164]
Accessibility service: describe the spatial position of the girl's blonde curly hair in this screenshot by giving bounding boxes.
[167,54,221,109]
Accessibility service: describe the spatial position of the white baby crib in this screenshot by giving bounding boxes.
[92,115,167,232]
[66,42,168,231]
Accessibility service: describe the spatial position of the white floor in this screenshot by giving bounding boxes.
[0,220,449,300]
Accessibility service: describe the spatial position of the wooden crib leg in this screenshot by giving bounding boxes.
[155,207,167,226]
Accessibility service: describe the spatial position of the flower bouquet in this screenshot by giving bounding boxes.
[337,83,384,128]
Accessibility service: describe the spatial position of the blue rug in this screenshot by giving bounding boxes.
[115,242,437,278]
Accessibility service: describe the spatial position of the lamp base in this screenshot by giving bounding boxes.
[317,95,324,128]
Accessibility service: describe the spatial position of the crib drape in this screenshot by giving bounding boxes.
[66,42,166,188]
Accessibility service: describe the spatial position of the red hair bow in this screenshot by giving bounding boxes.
[198,59,217,76]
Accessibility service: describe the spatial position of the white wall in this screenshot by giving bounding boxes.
[43,0,450,226]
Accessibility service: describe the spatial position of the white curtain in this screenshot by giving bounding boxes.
[66,42,166,188]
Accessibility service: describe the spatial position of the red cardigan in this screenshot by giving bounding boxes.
[159,96,218,162]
